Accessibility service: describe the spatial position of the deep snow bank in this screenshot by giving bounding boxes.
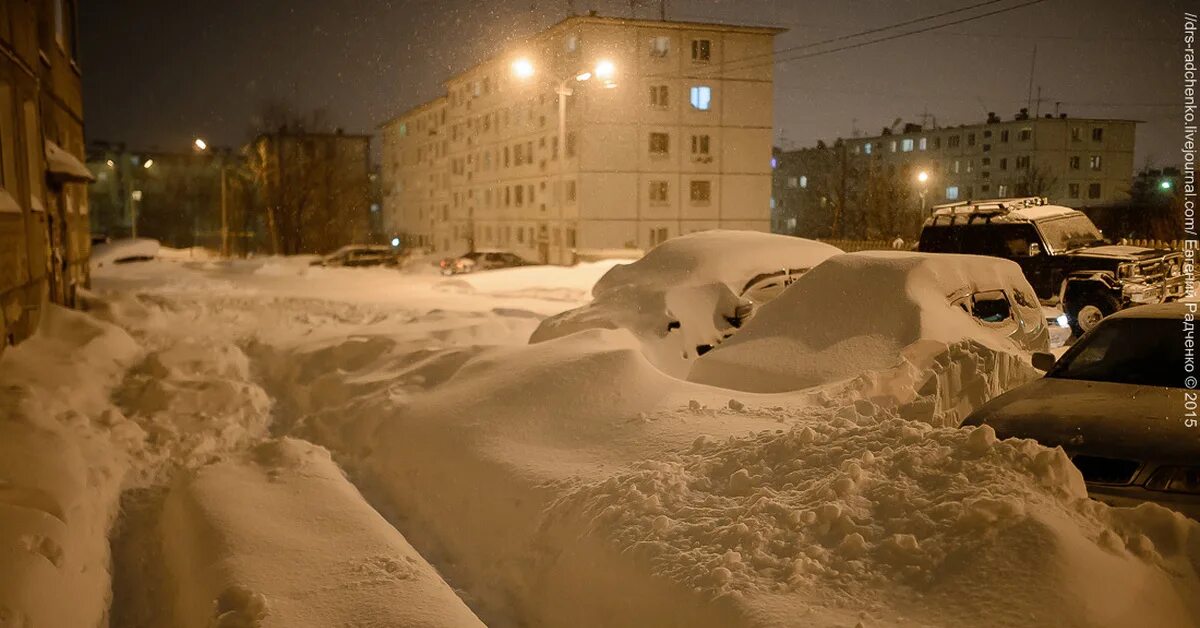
[532,231,842,377]
[159,438,484,628]
[0,306,141,626]
[690,252,1046,426]
[548,419,1200,626]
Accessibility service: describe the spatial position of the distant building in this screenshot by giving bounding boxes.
[774,111,1139,238]
[87,143,258,254]
[249,130,372,255]
[0,0,91,352]
[380,13,784,263]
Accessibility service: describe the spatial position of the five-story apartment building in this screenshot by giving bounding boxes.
[381,14,783,264]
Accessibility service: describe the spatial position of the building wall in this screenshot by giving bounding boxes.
[842,116,1137,208]
[774,115,1139,238]
[0,0,85,351]
[381,15,781,264]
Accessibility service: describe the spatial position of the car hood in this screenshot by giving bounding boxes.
[967,377,1199,462]
[1064,244,1173,261]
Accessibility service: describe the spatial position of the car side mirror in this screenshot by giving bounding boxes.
[1031,351,1056,372]
[1028,242,1041,257]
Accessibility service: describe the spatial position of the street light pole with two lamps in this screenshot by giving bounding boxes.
[511,56,616,263]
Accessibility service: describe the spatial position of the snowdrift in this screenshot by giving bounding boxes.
[532,231,843,377]
[159,438,485,628]
[0,306,141,627]
[690,251,1047,425]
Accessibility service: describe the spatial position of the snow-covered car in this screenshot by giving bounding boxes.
[689,252,1048,423]
[439,250,536,275]
[90,238,161,269]
[311,245,403,268]
[530,230,844,377]
[963,303,1198,520]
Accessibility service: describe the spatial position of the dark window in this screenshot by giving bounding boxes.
[1049,317,1185,387]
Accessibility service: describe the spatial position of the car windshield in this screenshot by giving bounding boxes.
[1048,317,1184,387]
[1036,214,1103,252]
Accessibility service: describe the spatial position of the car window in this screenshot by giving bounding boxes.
[970,290,1012,323]
[1048,317,1184,387]
[918,226,959,253]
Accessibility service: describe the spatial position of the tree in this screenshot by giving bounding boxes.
[245,100,344,255]
[1015,163,1057,197]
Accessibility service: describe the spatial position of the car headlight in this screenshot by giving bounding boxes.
[1145,466,1200,494]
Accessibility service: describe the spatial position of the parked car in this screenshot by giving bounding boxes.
[311,245,403,268]
[917,197,1184,335]
[963,303,1198,520]
[439,250,535,275]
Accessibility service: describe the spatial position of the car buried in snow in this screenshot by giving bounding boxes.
[310,245,404,268]
[439,249,537,275]
[917,197,1184,336]
[963,303,1199,520]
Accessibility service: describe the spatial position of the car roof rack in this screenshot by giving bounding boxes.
[927,196,1050,226]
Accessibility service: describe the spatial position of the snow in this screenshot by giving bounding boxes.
[533,231,843,377]
[1007,203,1078,221]
[690,251,1046,425]
[91,238,161,269]
[44,140,95,181]
[1,233,1198,627]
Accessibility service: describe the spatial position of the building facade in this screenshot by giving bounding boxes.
[774,112,1138,239]
[0,0,89,352]
[87,143,260,254]
[381,14,783,264]
[250,130,372,255]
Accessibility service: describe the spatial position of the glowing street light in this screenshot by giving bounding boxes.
[142,158,154,169]
[915,170,930,213]
[594,59,616,80]
[193,137,208,151]
[105,159,114,168]
[511,57,535,79]
[1160,179,1173,191]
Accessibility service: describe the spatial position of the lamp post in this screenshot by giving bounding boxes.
[916,170,930,214]
[512,56,616,263]
[195,137,229,257]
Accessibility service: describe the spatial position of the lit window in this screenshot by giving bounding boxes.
[901,138,914,152]
[918,137,927,150]
[650,36,670,57]
[770,157,777,169]
[799,175,808,188]
[689,86,712,110]
[946,186,959,200]
[890,140,897,152]
[863,143,872,154]
[1089,155,1102,171]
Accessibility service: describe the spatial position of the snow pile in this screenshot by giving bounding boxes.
[690,252,1045,425]
[158,438,484,628]
[91,238,161,269]
[0,306,142,627]
[532,231,842,377]
[548,419,1200,626]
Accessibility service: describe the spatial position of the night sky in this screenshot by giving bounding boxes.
[81,0,1188,167]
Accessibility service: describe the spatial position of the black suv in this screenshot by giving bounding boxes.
[917,197,1184,335]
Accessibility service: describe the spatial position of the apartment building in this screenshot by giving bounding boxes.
[381,14,783,264]
[0,0,91,352]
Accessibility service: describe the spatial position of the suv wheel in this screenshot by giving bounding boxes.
[1066,292,1119,336]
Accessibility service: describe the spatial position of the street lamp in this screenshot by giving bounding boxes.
[511,56,617,263]
[916,170,930,213]
[1160,179,1173,191]
[195,136,232,257]
[142,158,154,169]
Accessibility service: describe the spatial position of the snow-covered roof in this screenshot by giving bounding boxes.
[44,140,95,182]
[927,197,1079,225]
